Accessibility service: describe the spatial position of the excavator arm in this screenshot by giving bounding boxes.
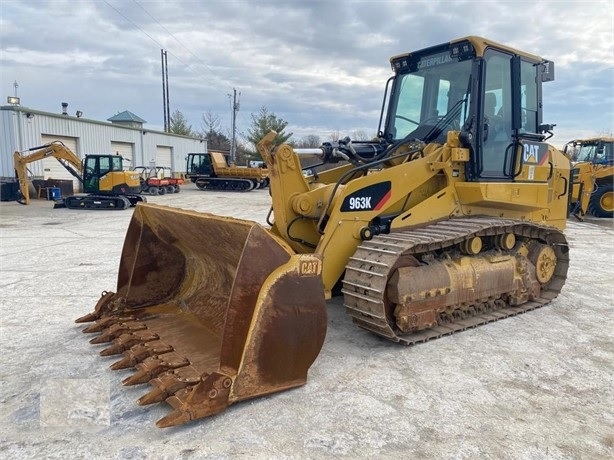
[13,141,83,205]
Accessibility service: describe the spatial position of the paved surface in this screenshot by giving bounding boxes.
[1,184,613,459]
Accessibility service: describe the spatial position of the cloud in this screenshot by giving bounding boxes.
[1,0,612,145]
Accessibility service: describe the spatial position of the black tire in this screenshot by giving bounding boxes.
[174,185,181,193]
[158,186,167,195]
[588,183,614,218]
[166,185,175,194]
[148,186,159,195]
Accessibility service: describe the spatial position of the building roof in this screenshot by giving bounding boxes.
[107,110,147,123]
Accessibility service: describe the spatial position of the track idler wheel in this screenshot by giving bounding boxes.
[527,241,557,284]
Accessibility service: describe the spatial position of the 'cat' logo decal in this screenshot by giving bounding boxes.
[522,141,549,165]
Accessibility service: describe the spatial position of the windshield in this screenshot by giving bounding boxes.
[576,144,597,162]
[574,141,613,164]
[386,53,473,141]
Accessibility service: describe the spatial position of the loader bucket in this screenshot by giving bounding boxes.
[76,203,327,427]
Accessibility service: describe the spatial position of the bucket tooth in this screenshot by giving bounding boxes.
[123,352,189,386]
[89,321,146,344]
[100,342,126,357]
[156,409,193,429]
[76,312,102,324]
[110,340,174,370]
[156,372,233,428]
[110,355,136,371]
[100,331,160,357]
[138,387,168,406]
[123,369,154,386]
[75,291,117,323]
[138,367,202,405]
[89,334,112,345]
[82,316,122,334]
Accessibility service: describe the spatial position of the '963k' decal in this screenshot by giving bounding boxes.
[340,181,392,212]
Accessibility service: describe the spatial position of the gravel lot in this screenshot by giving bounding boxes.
[1,184,612,459]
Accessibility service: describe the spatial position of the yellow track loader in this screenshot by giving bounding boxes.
[77,36,571,427]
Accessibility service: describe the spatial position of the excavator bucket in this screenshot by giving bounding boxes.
[76,203,327,427]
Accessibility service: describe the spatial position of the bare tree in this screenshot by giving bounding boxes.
[296,134,321,148]
[200,111,221,135]
[351,130,370,141]
[199,111,231,152]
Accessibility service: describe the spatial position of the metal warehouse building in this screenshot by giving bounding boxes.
[0,104,206,190]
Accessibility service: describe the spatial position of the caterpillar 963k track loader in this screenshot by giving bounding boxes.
[77,36,570,427]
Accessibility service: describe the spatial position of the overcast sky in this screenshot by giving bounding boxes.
[1,0,613,148]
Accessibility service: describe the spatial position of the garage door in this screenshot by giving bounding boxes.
[40,134,81,191]
[111,142,134,170]
[156,146,172,170]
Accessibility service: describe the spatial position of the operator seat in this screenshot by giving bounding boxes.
[485,92,497,118]
[482,92,509,176]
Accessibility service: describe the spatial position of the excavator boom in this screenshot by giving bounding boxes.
[13,141,83,205]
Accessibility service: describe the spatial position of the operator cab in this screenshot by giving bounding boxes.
[186,153,214,178]
[568,139,614,165]
[381,36,556,181]
[83,154,125,193]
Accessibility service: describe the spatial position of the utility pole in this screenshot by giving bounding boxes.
[161,49,170,132]
[230,88,240,164]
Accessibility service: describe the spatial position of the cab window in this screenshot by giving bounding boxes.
[111,156,123,171]
[99,157,111,176]
[481,50,513,178]
[520,60,538,133]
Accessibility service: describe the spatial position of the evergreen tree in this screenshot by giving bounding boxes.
[246,107,293,150]
[169,109,194,136]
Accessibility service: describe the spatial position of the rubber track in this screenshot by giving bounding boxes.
[64,194,131,210]
[195,177,255,192]
[341,217,569,345]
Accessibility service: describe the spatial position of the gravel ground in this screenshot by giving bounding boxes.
[1,184,612,459]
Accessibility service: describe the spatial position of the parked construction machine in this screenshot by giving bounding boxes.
[77,36,570,427]
[156,166,184,193]
[133,166,170,195]
[564,137,613,218]
[13,141,145,210]
[133,166,183,195]
[185,151,269,191]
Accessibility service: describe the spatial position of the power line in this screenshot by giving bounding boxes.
[131,0,227,85]
[102,0,165,52]
[102,0,230,90]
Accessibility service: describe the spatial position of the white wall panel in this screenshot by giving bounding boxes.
[1,106,206,179]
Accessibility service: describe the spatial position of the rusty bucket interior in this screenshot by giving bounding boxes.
[77,203,327,427]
